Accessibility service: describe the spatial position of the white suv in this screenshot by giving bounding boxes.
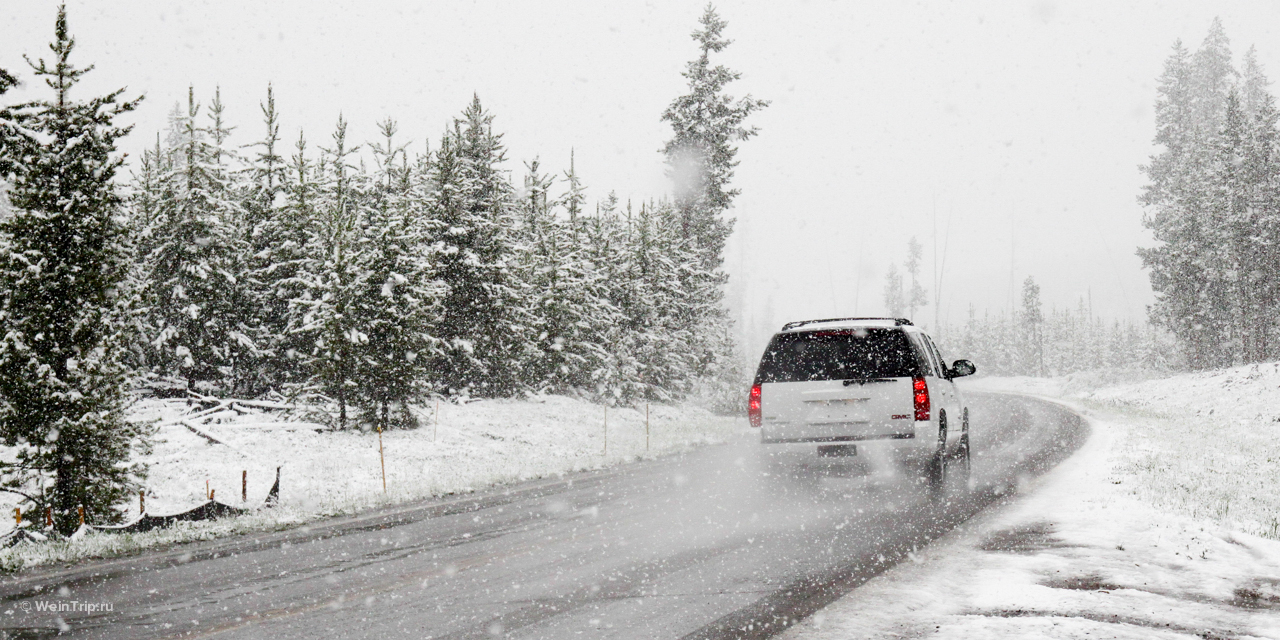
[748,317,976,486]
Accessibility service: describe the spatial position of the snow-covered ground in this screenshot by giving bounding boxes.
[0,396,742,572]
[783,368,1280,639]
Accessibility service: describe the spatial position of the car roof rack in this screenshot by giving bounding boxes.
[780,317,913,331]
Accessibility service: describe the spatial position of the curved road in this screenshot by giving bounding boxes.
[0,392,1086,639]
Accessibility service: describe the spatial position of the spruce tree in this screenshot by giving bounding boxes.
[294,116,369,428]
[141,87,255,394]
[1139,38,1208,366]
[1021,277,1044,376]
[1205,91,1250,365]
[430,97,526,397]
[904,237,928,322]
[883,264,905,317]
[270,130,322,389]
[1239,49,1280,360]
[0,6,147,533]
[515,158,620,396]
[1189,18,1236,144]
[1139,23,1243,369]
[661,4,768,270]
[243,86,307,390]
[0,66,17,177]
[353,119,443,429]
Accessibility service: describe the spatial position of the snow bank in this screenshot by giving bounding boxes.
[783,369,1280,639]
[0,396,743,572]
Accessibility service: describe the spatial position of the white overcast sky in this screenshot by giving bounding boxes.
[6,1,1280,355]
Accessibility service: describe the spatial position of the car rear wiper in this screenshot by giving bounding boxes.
[842,378,895,386]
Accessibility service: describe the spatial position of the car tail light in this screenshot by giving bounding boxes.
[913,376,930,421]
[748,384,762,428]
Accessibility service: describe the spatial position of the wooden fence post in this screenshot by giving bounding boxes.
[78,505,84,527]
[13,507,19,526]
[139,490,145,515]
[242,470,247,502]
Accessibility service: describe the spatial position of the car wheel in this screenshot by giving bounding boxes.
[954,433,972,489]
[927,411,948,489]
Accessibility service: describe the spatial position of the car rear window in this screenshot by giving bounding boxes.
[754,328,923,383]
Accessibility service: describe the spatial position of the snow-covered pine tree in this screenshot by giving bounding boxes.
[1239,49,1280,361]
[1204,91,1251,365]
[293,116,371,428]
[562,150,585,225]
[243,85,287,235]
[269,130,323,391]
[352,119,444,430]
[515,158,620,397]
[141,87,256,395]
[125,134,170,373]
[1139,20,1255,370]
[1139,37,1215,368]
[583,193,650,401]
[1189,19,1236,145]
[591,199,649,402]
[1021,276,1044,376]
[204,87,263,394]
[242,86,311,391]
[0,6,148,534]
[643,200,710,399]
[604,201,687,402]
[0,66,17,175]
[571,191,630,400]
[661,4,768,271]
[883,264,905,317]
[430,97,526,397]
[515,158,565,390]
[660,199,738,410]
[904,237,928,323]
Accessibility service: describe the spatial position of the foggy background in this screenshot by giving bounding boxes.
[6,0,1278,360]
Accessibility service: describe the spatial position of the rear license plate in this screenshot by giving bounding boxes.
[817,444,857,457]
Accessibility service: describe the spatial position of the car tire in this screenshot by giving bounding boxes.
[927,411,948,489]
[954,433,972,490]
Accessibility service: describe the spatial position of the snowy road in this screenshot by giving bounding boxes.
[0,392,1086,639]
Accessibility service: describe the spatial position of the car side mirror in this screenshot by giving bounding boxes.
[949,359,976,378]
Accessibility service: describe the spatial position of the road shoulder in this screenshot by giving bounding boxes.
[781,393,1280,640]
[0,395,743,574]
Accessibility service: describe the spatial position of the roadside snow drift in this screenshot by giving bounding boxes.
[783,368,1280,639]
[0,396,742,571]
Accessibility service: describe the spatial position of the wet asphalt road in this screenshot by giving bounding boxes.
[0,392,1087,639]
